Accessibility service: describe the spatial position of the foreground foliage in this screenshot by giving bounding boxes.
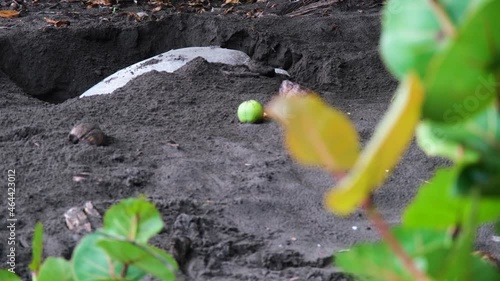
[1,197,178,281]
[267,0,499,280]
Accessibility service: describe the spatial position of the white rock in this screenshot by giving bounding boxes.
[80,46,289,98]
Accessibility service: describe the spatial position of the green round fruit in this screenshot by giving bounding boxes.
[237,100,264,123]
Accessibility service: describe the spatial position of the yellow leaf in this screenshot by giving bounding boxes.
[266,93,360,173]
[325,73,424,215]
[0,10,20,18]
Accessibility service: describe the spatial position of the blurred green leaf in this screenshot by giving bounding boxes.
[423,0,500,122]
[420,102,500,169]
[0,270,21,281]
[438,189,477,281]
[416,122,480,165]
[403,168,500,229]
[380,0,477,79]
[427,248,500,281]
[465,254,500,280]
[455,162,500,197]
[98,239,178,281]
[29,222,44,273]
[38,258,74,281]
[102,197,164,244]
[72,233,146,281]
[266,92,360,173]
[325,73,424,215]
[335,228,452,281]
[438,191,500,281]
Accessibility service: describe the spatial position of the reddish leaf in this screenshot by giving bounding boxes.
[43,18,70,27]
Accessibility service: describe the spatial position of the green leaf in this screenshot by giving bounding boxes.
[38,258,74,281]
[420,102,500,169]
[496,220,500,234]
[403,168,500,229]
[71,233,146,281]
[98,239,178,281]
[265,90,360,173]
[423,0,500,122]
[336,230,500,281]
[466,254,500,280]
[325,73,424,215]
[380,0,476,79]
[0,270,21,281]
[102,197,164,244]
[29,222,44,273]
[335,228,452,281]
[437,192,500,281]
[438,189,478,281]
[416,122,480,165]
[420,247,500,281]
[455,162,500,197]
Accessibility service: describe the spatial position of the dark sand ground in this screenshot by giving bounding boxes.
[0,0,498,280]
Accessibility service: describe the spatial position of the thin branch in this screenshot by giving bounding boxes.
[121,264,129,278]
[363,195,432,281]
[331,170,347,182]
[428,0,456,38]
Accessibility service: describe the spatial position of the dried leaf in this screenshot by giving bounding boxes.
[223,5,234,14]
[118,11,148,21]
[43,17,70,27]
[0,10,20,18]
[222,0,239,7]
[166,140,179,148]
[151,5,162,12]
[87,0,113,6]
[324,73,424,215]
[187,0,203,6]
[73,172,90,182]
[266,92,360,173]
[246,8,263,18]
[135,12,149,19]
[149,0,172,5]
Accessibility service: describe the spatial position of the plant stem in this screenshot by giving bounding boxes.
[363,195,432,281]
[121,264,129,278]
[332,171,347,182]
[428,0,456,38]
